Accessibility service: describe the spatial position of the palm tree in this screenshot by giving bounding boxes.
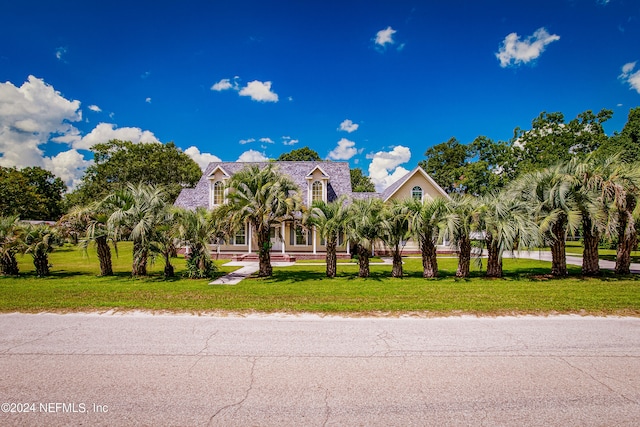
[476,192,539,278]
[444,194,480,278]
[305,196,349,278]
[405,198,447,278]
[224,164,302,277]
[346,197,383,278]
[379,201,410,278]
[107,183,169,276]
[175,207,220,279]
[150,207,178,278]
[510,165,581,276]
[0,216,23,276]
[62,202,115,276]
[594,160,640,274]
[23,224,58,277]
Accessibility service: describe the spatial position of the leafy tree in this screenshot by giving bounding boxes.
[0,216,23,276]
[222,164,302,277]
[349,168,376,192]
[107,183,170,276]
[346,197,383,278]
[405,197,448,278]
[175,207,219,279]
[23,224,59,277]
[0,166,66,220]
[379,201,410,278]
[419,137,468,194]
[70,140,201,205]
[511,109,612,174]
[305,196,349,278]
[597,107,640,163]
[418,137,512,195]
[277,146,321,161]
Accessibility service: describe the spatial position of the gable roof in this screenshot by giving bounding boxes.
[174,161,353,210]
[174,161,447,210]
[380,166,449,202]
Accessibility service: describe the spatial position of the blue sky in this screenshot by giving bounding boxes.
[1,0,639,191]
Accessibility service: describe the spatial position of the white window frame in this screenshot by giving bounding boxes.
[233,225,246,246]
[212,181,224,206]
[412,186,423,201]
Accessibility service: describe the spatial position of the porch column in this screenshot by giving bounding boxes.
[313,226,317,255]
[247,223,252,254]
[346,240,350,255]
[281,223,286,254]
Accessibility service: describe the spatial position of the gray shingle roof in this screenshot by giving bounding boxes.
[174,161,355,210]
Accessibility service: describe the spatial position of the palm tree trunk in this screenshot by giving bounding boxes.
[95,235,113,276]
[0,252,19,276]
[456,235,471,278]
[550,219,568,276]
[391,245,403,278]
[581,216,600,276]
[357,244,370,278]
[486,235,503,278]
[163,252,174,278]
[132,241,148,276]
[421,237,438,278]
[257,228,272,277]
[34,254,50,277]
[615,199,637,275]
[325,240,337,278]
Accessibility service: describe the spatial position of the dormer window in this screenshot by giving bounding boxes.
[412,186,423,201]
[312,181,323,203]
[212,181,224,205]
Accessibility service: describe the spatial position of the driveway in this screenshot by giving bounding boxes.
[1,313,639,426]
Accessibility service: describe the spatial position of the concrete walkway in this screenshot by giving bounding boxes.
[209,261,295,285]
[502,250,640,274]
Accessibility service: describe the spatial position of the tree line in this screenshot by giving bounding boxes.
[1,153,638,280]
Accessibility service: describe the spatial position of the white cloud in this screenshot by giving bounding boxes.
[496,27,560,68]
[338,119,359,133]
[43,149,91,189]
[259,137,274,144]
[55,47,67,61]
[0,75,82,168]
[211,78,235,91]
[239,138,255,145]
[282,136,299,146]
[88,105,102,112]
[328,138,358,160]
[237,149,268,162]
[375,26,396,47]
[239,80,279,102]
[184,146,221,170]
[619,61,640,94]
[367,145,411,192]
[145,97,152,103]
[73,122,159,150]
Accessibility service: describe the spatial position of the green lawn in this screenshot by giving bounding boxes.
[1,244,639,316]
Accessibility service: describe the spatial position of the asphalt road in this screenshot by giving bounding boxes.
[1,313,639,426]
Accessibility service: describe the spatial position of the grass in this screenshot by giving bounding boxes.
[1,243,639,316]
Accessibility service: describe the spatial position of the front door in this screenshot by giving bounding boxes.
[270,227,282,251]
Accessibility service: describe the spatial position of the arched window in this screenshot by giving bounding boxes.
[312,181,323,202]
[412,186,423,201]
[212,181,224,205]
